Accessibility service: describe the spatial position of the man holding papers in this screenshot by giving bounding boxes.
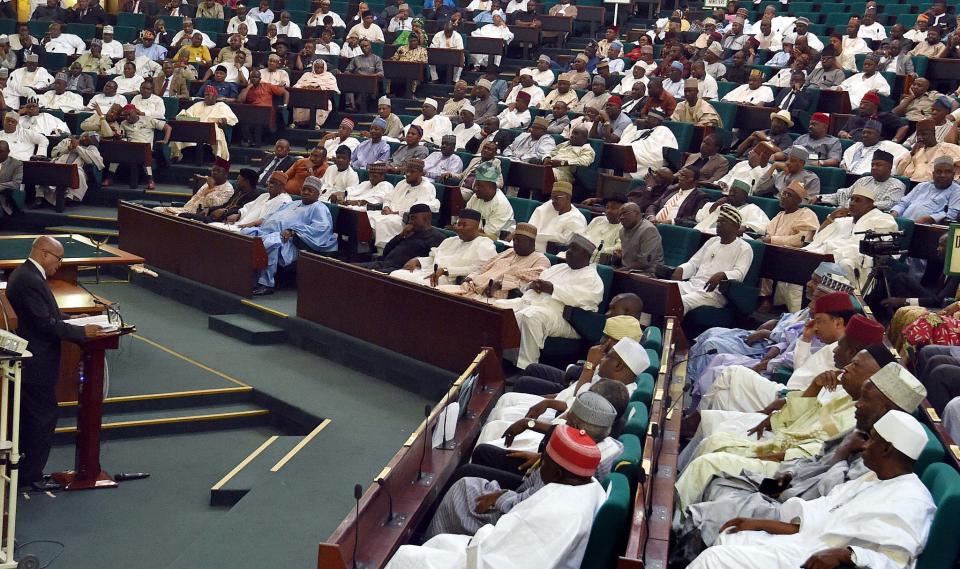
[6,236,104,491]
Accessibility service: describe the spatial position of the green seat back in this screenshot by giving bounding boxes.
[656,224,701,267]
[112,25,139,44]
[194,17,224,34]
[711,100,737,130]
[0,19,15,35]
[915,424,945,476]
[116,12,146,28]
[323,202,340,224]
[612,435,642,488]
[28,20,50,39]
[644,348,660,377]
[163,97,182,121]
[749,196,781,219]
[663,121,694,153]
[579,473,631,569]
[717,81,738,100]
[158,15,185,32]
[641,326,663,356]
[805,165,847,195]
[622,401,649,438]
[917,463,960,569]
[630,373,656,407]
[508,196,536,223]
[912,55,928,76]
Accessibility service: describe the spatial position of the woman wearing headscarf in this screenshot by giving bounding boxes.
[292,59,339,129]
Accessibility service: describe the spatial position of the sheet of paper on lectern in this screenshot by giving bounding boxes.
[64,314,118,333]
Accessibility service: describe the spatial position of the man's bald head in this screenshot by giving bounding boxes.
[30,236,64,277]
[607,293,643,318]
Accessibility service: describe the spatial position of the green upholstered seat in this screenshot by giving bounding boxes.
[657,224,701,267]
[622,401,650,438]
[641,326,663,356]
[630,373,656,407]
[914,424,945,476]
[916,463,960,569]
[579,473,631,569]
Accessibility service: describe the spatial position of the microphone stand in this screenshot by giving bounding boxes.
[415,404,434,486]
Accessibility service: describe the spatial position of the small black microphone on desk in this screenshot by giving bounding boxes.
[113,472,149,482]
[376,477,405,527]
[352,483,363,569]
[416,404,433,485]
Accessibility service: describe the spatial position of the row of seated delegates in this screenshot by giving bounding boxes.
[385,306,653,566]
[674,280,938,568]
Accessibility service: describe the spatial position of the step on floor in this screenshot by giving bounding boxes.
[209,435,303,507]
[209,313,289,345]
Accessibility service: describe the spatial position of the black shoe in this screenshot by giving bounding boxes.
[252,285,274,296]
[30,480,61,492]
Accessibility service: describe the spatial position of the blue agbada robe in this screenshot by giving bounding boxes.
[242,200,337,287]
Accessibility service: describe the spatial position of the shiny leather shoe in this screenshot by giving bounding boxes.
[252,285,274,296]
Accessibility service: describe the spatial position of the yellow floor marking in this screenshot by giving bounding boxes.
[270,419,331,472]
[130,333,252,388]
[211,436,279,491]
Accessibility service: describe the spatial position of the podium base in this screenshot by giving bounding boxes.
[52,470,118,491]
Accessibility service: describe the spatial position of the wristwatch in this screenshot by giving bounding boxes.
[583,361,595,371]
[526,419,536,429]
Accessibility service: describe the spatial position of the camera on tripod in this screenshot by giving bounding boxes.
[858,230,906,258]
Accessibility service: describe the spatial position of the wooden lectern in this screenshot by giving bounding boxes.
[52,326,135,491]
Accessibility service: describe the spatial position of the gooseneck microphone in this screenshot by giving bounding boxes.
[416,404,432,484]
[663,348,718,419]
[352,483,363,569]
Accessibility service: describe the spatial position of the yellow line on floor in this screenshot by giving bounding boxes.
[240,299,289,318]
[55,409,270,433]
[130,333,252,388]
[58,386,252,408]
[270,419,331,472]
[211,436,279,491]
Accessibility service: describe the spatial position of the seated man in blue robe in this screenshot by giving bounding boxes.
[242,176,337,295]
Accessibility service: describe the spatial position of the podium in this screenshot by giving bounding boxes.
[52,326,134,491]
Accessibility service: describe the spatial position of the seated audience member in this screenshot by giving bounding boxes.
[210,172,294,232]
[351,118,392,169]
[503,117,556,162]
[685,410,935,569]
[242,177,338,295]
[170,86,239,163]
[890,156,960,223]
[387,125,431,173]
[385,425,606,569]
[411,97,453,145]
[901,96,955,148]
[284,146,327,195]
[357,203,447,273]
[496,90,533,130]
[647,167,710,226]
[102,104,170,190]
[894,120,960,182]
[463,163,514,239]
[694,180,770,234]
[40,133,102,206]
[612,203,663,274]
[321,118,360,158]
[541,74,580,112]
[236,70,287,147]
[683,134,729,183]
[820,150,905,211]
[390,209,497,286]
[722,69,774,105]
[526,182,588,252]
[579,195,625,258]
[38,73,82,113]
[839,54,890,108]
[452,105,481,149]
[781,112,841,167]
[369,159,440,248]
[891,78,939,123]
[543,126,595,184]
[333,162,395,207]
[495,234,603,368]
[674,78,723,127]
[154,164,234,216]
[440,223,550,299]
[671,205,754,314]
[18,97,67,136]
[840,121,908,175]
[424,135,464,181]
[755,146,821,202]
[838,92,905,143]
[735,110,794,157]
[318,145,360,200]
[180,169,259,224]
[619,110,679,178]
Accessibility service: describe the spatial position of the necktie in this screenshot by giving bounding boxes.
[781,91,795,110]
[259,156,281,184]
[656,190,685,222]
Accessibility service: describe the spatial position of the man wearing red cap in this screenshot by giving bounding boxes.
[777,112,841,167]
[701,295,885,414]
[169,84,238,163]
[496,89,533,130]
[839,55,891,109]
[385,425,606,569]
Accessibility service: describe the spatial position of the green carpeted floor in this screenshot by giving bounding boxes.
[15,281,433,569]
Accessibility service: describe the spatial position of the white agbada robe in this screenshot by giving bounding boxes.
[8,67,54,98]
[495,262,603,368]
[385,480,606,569]
[343,180,394,204]
[45,138,104,202]
[522,67,555,87]
[409,113,454,146]
[715,161,766,190]
[453,122,481,150]
[38,90,83,113]
[688,472,935,569]
[618,125,678,178]
[676,236,754,314]
[321,135,360,158]
[44,33,86,55]
[802,208,899,290]
[317,166,360,201]
[496,107,532,130]
[697,74,719,99]
[208,192,293,231]
[113,74,144,95]
[389,235,497,285]
[169,101,239,161]
[466,190,515,238]
[87,93,128,111]
[0,125,48,160]
[840,72,891,108]
[368,180,441,247]
[701,341,837,413]
[527,201,588,252]
[469,23,514,67]
[694,202,770,234]
[722,84,775,105]
[487,370,639,425]
[101,39,124,59]
[20,113,68,136]
[841,141,908,174]
[505,84,545,107]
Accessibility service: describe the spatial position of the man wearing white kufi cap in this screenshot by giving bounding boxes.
[484,336,649,427]
[8,53,53,98]
[452,103,481,150]
[495,234,604,369]
[376,96,405,139]
[687,407,936,569]
[776,178,899,307]
[409,97,453,146]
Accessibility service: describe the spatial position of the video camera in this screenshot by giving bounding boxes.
[858,230,906,258]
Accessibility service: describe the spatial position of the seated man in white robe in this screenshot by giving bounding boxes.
[687,410,936,569]
[525,181,587,252]
[385,424,607,569]
[18,97,68,137]
[676,360,926,562]
[618,109,679,179]
[242,177,338,295]
[409,97,453,146]
[670,204,754,315]
[439,222,549,299]
[425,386,625,540]
[368,158,440,248]
[209,171,293,232]
[463,162,514,239]
[8,54,53,98]
[42,132,103,205]
[317,145,360,201]
[38,73,83,113]
[154,163,234,216]
[503,116,557,163]
[694,180,770,234]
[701,301,885,414]
[332,162,394,206]
[495,234,603,369]
[389,208,497,286]
[169,85,239,163]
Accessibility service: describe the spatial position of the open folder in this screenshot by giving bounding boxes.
[65,314,118,334]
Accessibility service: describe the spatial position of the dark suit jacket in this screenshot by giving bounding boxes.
[6,261,85,385]
[0,156,23,192]
[67,5,109,25]
[767,86,814,125]
[256,153,297,186]
[645,186,709,226]
[15,45,46,67]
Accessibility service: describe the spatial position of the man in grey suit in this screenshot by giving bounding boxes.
[0,141,23,215]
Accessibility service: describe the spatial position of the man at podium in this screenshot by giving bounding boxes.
[6,236,102,491]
